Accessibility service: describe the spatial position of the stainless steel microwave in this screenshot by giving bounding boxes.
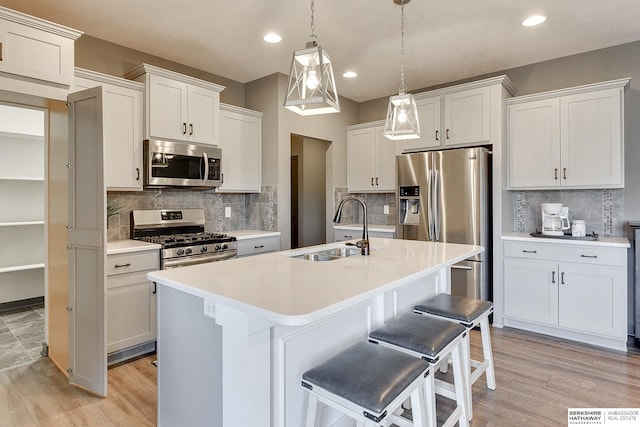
[143,139,221,189]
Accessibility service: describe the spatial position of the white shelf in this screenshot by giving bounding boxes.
[0,176,45,181]
[0,263,45,274]
[0,221,44,227]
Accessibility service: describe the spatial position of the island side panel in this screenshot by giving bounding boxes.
[272,272,439,426]
[157,285,223,427]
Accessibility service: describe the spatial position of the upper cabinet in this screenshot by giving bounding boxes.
[508,78,629,189]
[125,64,225,146]
[72,68,144,191]
[0,6,82,101]
[347,121,396,192]
[398,76,515,153]
[218,104,263,193]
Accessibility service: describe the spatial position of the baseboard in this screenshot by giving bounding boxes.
[0,296,44,312]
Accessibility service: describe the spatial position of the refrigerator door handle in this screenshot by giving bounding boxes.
[433,169,440,241]
[427,169,434,240]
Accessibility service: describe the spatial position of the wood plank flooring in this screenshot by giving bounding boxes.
[0,327,639,426]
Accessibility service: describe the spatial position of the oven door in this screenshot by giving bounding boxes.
[144,139,221,188]
[163,251,236,269]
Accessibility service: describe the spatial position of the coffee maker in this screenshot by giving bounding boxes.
[541,203,570,236]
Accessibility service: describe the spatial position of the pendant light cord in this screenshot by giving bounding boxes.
[310,0,317,42]
[399,0,407,94]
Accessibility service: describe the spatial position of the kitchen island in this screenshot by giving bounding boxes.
[148,238,483,427]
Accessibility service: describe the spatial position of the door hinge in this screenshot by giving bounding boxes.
[65,163,72,169]
[66,306,73,312]
[67,368,73,376]
[65,224,72,230]
[66,245,72,251]
[65,101,71,107]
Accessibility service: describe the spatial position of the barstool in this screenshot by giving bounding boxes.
[414,294,496,421]
[369,313,469,427]
[302,341,431,426]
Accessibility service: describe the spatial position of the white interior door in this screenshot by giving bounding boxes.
[67,86,107,396]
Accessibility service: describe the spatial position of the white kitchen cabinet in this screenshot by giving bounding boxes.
[334,226,395,242]
[218,104,262,192]
[106,248,159,358]
[72,68,144,191]
[0,106,45,304]
[0,6,82,100]
[347,121,396,192]
[125,63,225,146]
[236,235,280,257]
[502,239,628,350]
[508,78,628,189]
[398,76,514,153]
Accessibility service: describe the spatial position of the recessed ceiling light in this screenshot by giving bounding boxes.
[522,15,546,27]
[343,71,358,78]
[263,33,282,43]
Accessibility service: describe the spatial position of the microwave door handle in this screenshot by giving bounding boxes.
[202,153,209,183]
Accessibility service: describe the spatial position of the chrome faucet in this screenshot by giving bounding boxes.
[333,195,370,255]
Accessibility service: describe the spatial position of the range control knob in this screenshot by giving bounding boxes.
[222,244,228,250]
[177,249,185,256]
[215,245,221,251]
[200,246,208,253]
[185,248,192,255]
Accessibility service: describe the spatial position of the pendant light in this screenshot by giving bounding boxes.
[383,0,421,140]
[284,0,340,115]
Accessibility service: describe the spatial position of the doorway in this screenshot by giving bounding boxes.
[290,135,330,249]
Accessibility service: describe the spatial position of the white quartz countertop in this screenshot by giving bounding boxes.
[333,224,396,233]
[148,238,482,326]
[502,232,630,248]
[107,239,161,255]
[225,230,281,240]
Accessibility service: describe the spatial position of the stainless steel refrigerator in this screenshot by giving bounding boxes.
[396,147,491,300]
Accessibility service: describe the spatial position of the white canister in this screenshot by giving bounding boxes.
[571,220,586,237]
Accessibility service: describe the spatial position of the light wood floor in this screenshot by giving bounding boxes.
[1,327,639,426]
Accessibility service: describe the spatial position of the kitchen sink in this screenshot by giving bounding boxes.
[291,247,362,261]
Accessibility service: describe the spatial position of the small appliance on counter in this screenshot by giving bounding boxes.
[541,203,570,236]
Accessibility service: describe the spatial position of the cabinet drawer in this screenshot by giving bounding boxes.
[106,250,159,276]
[237,237,279,256]
[503,241,625,267]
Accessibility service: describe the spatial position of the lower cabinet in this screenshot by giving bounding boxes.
[236,235,280,257]
[106,248,159,358]
[334,227,395,242]
[502,240,627,350]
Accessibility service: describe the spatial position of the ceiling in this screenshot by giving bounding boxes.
[2,0,640,102]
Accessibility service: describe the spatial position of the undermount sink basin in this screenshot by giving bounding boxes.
[291,247,362,261]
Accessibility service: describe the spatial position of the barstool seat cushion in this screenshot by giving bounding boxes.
[414,294,492,324]
[369,313,466,362]
[302,341,429,415]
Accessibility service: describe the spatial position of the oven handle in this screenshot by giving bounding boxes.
[163,252,236,269]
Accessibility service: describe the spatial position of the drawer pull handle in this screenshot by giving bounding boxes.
[255,245,264,249]
[522,250,537,254]
[114,263,131,268]
[552,271,556,284]
[561,272,565,285]
[344,235,353,239]
[153,283,157,294]
[554,168,558,180]
[580,254,598,259]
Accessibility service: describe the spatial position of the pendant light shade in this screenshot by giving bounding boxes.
[284,0,340,115]
[383,0,421,140]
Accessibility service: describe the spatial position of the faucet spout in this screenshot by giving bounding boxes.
[333,195,369,255]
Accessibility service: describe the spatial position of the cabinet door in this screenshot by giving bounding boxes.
[508,99,560,188]
[504,258,558,325]
[560,88,623,187]
[558,263,625,338]
[103,84,143,190]
[107,273,156,353]
[399,96,441,152]
[218,108,261,192]
[148,74,188,141]
[374,127,397,191]
[347,127,376,192]
[0,17,75,86]
[443,86,490,146]
[187,84,219,145]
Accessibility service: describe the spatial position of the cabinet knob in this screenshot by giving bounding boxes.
[183,123,187,134]
[371,177,374,186]
[563,168,567,180]
[554,168,558,180]
[375,177,379,186]
[446,129,450,139]
[189,124,193,135]
[136,168,140,181]
[551,271,556,283]
[435,130,439,141]
[560,272,565,285]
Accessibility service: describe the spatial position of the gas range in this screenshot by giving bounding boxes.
[131,209,237,269]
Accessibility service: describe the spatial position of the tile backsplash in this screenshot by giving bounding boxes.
[512,189,624,237]
[107,186,278,241]
[334,187,397,226]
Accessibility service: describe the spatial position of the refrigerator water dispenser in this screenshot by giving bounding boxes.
[399,186,420,225]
